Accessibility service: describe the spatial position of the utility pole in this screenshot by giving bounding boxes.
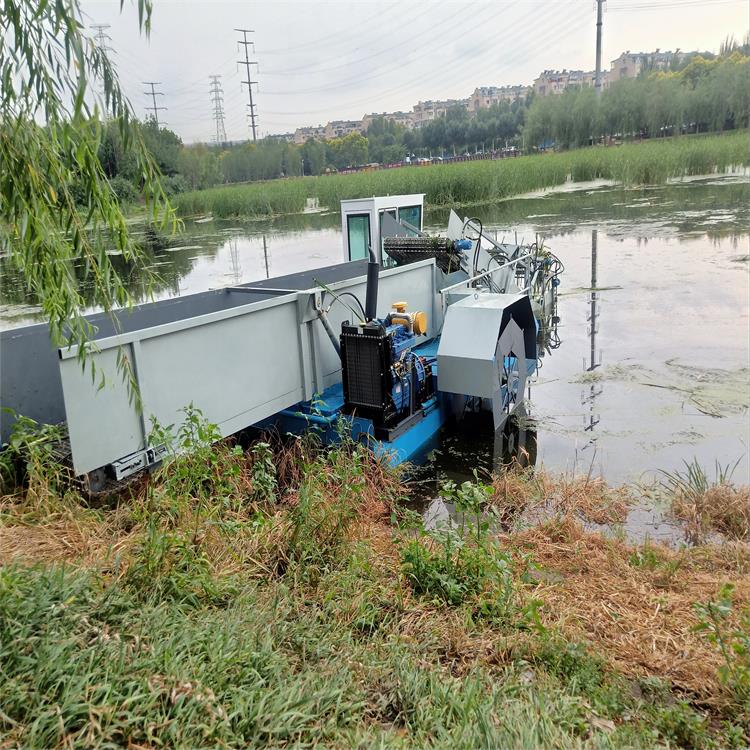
[143,82,166,127]
[262,234,269,278]
[594,0,605,98]
[235,28,259,142]
[209,75,227,146]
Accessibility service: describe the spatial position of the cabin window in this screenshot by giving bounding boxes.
[378,209,398,268]
[398,205,422,232]
[347,214,370,261]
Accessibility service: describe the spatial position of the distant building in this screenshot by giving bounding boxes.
[533,69,605,96]
[608,49,685,83]
[361,111,415,131]
[467,85,530,112]
[324,120,365,139]
[293,125,327,144]
[266,132,295,143]
[412,98,469,127]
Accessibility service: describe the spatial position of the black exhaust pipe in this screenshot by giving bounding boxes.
[365,246,379,322]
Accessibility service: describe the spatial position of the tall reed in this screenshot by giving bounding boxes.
[174,130,749,219]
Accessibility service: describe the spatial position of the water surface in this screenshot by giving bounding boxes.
[1,176,748,487]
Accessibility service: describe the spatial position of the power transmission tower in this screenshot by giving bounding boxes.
[209,75,227,145]
[91,23,112,52]
[235,28,259,142]
[594,0,605,98]
[91,24,112,115]
[143,81,167,126]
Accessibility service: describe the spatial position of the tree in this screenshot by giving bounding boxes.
[0,0,173,369]
[326,133,368,169]
[177,145,221,190]
[141,120,182,175]
[523,54,748,146]
[301,138,326,175]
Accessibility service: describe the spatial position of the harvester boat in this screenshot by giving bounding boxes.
[0,194,562,490]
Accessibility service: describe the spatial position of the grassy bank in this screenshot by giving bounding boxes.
[174,130,750,219]
[1,418,749,748]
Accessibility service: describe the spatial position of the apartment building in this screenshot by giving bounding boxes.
[324,120,365,139]
[467,85,531,112]
[361,111,415,131]
[293,125,327,145]
[411,98,469,127]
[533,69,605,96]
[608,49,685,83]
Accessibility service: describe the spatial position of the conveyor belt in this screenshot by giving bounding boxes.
[384,236,462,273]
[239,259,368,292]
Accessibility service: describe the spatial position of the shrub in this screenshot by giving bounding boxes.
[108,174,138,203]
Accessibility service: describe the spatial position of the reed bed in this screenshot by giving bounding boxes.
[174,130,749,219]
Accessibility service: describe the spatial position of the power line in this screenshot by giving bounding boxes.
[255,1,403,55]
[261,1,587,118]
[607,0,740,10]
[258,1,433,76]
[209,75,227,145]
[143,81,167,126]
[236,28,259,142]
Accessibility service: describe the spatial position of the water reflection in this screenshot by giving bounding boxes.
[582,229,602,445]
[2,177,747,331]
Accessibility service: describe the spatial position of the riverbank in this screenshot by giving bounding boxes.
[174,130,749,220]
[1,428,748,748]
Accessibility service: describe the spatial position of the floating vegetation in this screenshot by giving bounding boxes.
[163,244,204,252]
[569,361,750,418]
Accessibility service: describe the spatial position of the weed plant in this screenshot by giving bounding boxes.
[661,458,749,541]
[695,583,750,730]
[399,477,539,628]
[1,415,748,747]
[0,414,72,504]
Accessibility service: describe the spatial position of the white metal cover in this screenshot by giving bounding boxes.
[437,292,526,398]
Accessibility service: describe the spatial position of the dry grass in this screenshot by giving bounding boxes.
[504,518,749,703]
[1,443,747,713]
[339,514,748,707]
[489,468,631,527]
[671,483,750,542]
[0,436,402,578]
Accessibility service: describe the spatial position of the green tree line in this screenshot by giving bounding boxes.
[524,52,750,149]
[99,48,748,200]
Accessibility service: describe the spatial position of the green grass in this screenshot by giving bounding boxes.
[1,418,748,748]
[174,130,750,219]
[3,558,739,750]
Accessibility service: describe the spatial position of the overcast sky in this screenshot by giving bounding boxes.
[81,0,749,143]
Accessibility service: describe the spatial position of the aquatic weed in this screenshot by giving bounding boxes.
[661,457,749,541]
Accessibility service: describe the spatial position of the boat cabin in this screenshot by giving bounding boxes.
[340,193,424,265]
